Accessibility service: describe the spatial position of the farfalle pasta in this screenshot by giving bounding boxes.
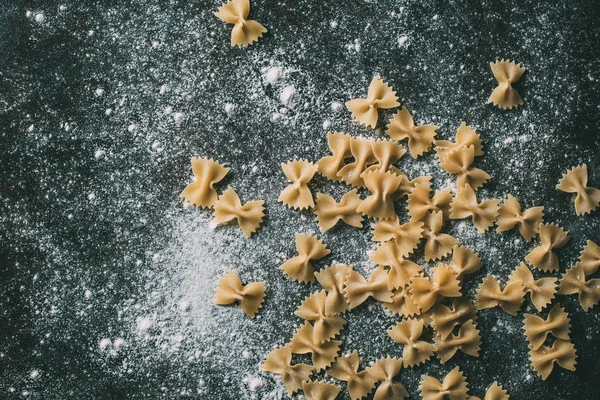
[214,270,265,318]
[278,159,318,210]
[318,132,352,182]
[487,59,526,109]
[435,319,480,364]
[529,339,577,380]
[366,357,409,400]
[471,382,510,400]
[407,184,453,221]
[302,380,342,400]
[365,139,406,173]
[343,266,393,309]
[419,367,469,400]
[386,106,438,158]
[357,170,403,220]
[431,297,477,340]
[295,290,347,342]
[346,76,400,128]
[315,264,353,314]
[523,304,571,350]
[314,190,364,233]
[261,345,313,395]
[371,217,424,258]
[558,263,600,311]
[422,210,459,261]
[525,223,570,272]
[475,275,525,316]
[337,137,377,188]
[447,245,482,279]
[180,157,230,208]
[387,318,437,368]
[508,263,557,312]
[327,351,376,400]
[409,265,462,313]
[556,164,600,216]
[496,194,544,241]
[280,233,330,283]
[383,285,421,318]
[434,122,483,161]
[370,240,422,290]
[579,240,600,275]
[213,187,265,237]
[450,184,500,233]
[290,321,342,371]
[439,145,491,190]
[391,168,433,200]
[214,0,267,47]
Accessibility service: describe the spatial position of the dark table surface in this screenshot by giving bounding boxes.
[1,0,600,399]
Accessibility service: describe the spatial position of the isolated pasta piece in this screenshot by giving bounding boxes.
[302,380,342,400]
[435,319,481,364]
[496,194,544,241]
[346,76,400,128]
[525,223,570,272]
[419,367,469,400]
[407,185,453,221]
[481,382,509,400]
[447,245,482,279]
[431,297,477,340]
[280,234,330,283]
[579,240,600,275]
[523,304,571,350]
[344,266,393,309]
[318,132,352,182]
[213,187,265,237]
[372,217,424,258]
[409,265,462,313]
[487,59,526,109]
[214,0,267,47]
[295,290,347,342]
[327,351,376,400]
[290,322,342,371]
[314,190,363,233]
[386,106,438,158]
[260,345,313,395]
[475,275,525,316]
[556,164,600,216]
[364,139,406,173]
[434,122,483,161]
[508,263,557,312]
[558,263,600,311]
[278,160,318,210]
[391,168,433,200]
[357,170,403,220]
[529,339,577,380]
[422,211,459,261]
[370,240,422,290]
[383,285,421,317]
[214,270,265,318]
[450,184,500,233]
[439,145,491,190]
[387,318,437,368]
[180,157,230,208]
[366,357,409,400]
[315,264,353,314]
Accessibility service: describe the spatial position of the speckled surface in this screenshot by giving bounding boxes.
[1,0,600,399]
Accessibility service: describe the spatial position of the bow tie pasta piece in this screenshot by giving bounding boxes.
[290,322,342,371]
[556,164,600,216]
[366,357,409,400]
[528,339,577,380]
[356,170,403,220]
[364,139,406,174]
[383,285,421,318]
[327,351,376,400]
[280,234,330,283]
[558,263,600,311]
[387,318,436,368]
[407,184,453,221]
[337,137,377,188]
[450,184,500,233]
[523,304,571,351]
[314,190,364,233]
[346,76,400,128]
[431,297,477,340]
[213,187,265,237]
[434,319,480,364]
[487,59,526,109]
[260,345,314,395]
[496,194,544,241]
[439,145,491,190]
[386,106,438,158]
[409,265,462,313]
[508,263,557,312]
[422,210,459,262]
[370,240,422,290]
[579,240,600,275]
[525,223,570,272]
[391,168,433,200]
[447,245,482,280]
[475,275,525,316]
[371,217,424,259]
[344,266,394,309]
[318,132,353,183]
[295,290,347,342]
[434,122,484,162]
[214,0,267,47]
[278,160,318,210]
[214,270,265,318]
[315,264,353,314]
[180,157,230,208]
[419,367,469,400]
[475,382,509,400]
[302,380,342,400]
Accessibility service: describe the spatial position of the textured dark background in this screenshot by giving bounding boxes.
[1,0,600,399]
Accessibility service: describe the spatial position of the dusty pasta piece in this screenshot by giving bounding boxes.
[280,233,330,283]
[302,380,342,400]
[407,184,453,221]
[434,122,484,162]
[180,157,230,208]
[419,367,469,400]
[383,285,421,317]
[327,351,376,400]
[387,318,437,368]
[435,319,480,364]
[523,304,571,351]
[260,345,314,395]
[314,190,364,233]
[370,240,422,290]
[364,139,406,173]
[431,297,477,340]
[295,290,347,342]
[315,264,353,314]
[475,275,525,316]
[496,194,544,241]
[558,263,600,311]
[487,59,526,109]
[386,106,438,158]
[213,187,265,237]
[479,381,510,400]
[409,265,462,313]
[447,245,482,279]
[337,137,377,188]
[525,223,570,272]
[372,217,424,259]
[214,0,267,47]
[422,211,459,261]
[556,164,600,216]
[450,184,500,233]
[529,339,577,380]
[214,270,265,318]
[508,263,557,312]
[390,167,432,198]
[344,266,393,309]
[439,145,491,190]
[579,240,600,275]
[318,132,352,182]
[366,356,409,400]
[278,160,318,210]
[356,170,403,220]
[346,76,400,128]
[290,322,342,371]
